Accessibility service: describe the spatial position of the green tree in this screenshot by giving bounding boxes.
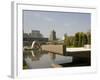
[67,37,71,47]
[78,32,83,47]
[68,36,74,47]
[74,32,80,47]
[82,33,88,46]
[64,33,68,46]
[87,32,91,44]
[74,32,88,47]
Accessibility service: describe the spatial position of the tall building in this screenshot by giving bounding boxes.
[49,30,56,41]
[29,30,43,38]
[23,30,48,44]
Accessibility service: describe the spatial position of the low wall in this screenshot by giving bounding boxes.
[41,44,66,55]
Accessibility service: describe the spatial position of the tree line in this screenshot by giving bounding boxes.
[64,32,91,47]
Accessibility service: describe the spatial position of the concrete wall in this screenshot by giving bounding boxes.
[41,44,66,55]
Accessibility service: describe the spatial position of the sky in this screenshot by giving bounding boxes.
[23,10,91,39]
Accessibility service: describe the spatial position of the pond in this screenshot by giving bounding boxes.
[23,50,72,69]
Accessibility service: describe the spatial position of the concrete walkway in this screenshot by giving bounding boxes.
[67,47,91,52]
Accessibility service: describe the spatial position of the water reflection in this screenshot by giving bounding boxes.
[23,49,43,61]
[23,49,72,69]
